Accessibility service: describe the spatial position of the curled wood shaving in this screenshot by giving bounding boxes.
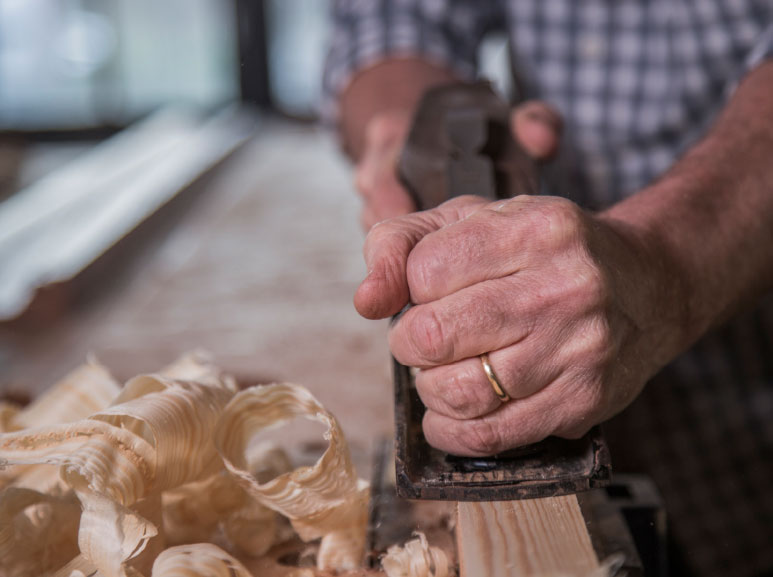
[76,492,159,577]
[13,359,121,429]
[151,543,253,577]
[0,360,120,493]
[223,441,293,557]
[224,496,279,557]
[0,487,81,576]
[162,471,247,546]
[93,376,235,492]
[0,370,234,576]
[0,355,374,576]
[214,383,370,571]
[156,350,237,392]
[50,554,96,577]
[381,532,450,577]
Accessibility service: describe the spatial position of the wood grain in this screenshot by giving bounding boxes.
[457,495,600,577]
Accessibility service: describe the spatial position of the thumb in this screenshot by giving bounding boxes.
[354,196,488,319]
[510,101,563,161]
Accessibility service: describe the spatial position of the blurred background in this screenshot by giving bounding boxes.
[0,0,332,198]
[0,0,508,441]
[0,0,325,132]
[0,0,508,131]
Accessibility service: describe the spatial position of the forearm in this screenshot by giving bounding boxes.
[339,58,458,160]
[604,61,773,360]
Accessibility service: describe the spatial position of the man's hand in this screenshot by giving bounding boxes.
[355,195,682,456]
[350,61,773,458]
[355,101,562,231]
[355,110,416,231]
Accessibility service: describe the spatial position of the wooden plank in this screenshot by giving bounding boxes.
[0,107,254,321]
[0,110,193,246]
[456,495,601,577]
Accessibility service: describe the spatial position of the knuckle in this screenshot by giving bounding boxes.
[583,316,615,362]
[546,200,583,240]
[407,306,452,364]
[462,419,505,455]
[573,264,611,312]
[530,198,584,248]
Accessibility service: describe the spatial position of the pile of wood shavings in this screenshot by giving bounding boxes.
[0,352,382,577]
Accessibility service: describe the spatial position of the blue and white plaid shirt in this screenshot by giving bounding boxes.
[323,2,773,576]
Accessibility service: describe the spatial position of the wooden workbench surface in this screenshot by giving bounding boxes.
[0,120,394,459]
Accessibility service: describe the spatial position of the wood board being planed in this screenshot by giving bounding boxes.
[457,495,601,577]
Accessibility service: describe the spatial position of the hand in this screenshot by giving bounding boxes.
[355,110,416,232]
[355,195,680,456]
[355,102,563,231]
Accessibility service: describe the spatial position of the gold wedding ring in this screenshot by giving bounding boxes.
[480,353,510,403]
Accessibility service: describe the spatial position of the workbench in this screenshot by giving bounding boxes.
[0,120,393,466]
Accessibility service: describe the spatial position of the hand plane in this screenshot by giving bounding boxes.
[393,81,611,502]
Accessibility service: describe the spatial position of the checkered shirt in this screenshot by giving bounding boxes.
[323,2,773,576]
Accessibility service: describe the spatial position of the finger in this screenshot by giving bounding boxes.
[406,195,582,303]
[370,188,416,225]
[355,150,416,230]
[390,277,529,366]
[422,394,558,456]
[421,374,599,456]
[423,369,606,456]
[390,265,584,367]
[510,101,563,160]
[415,358,501,419]
[355,154,416,215]
[354,196,488,319]
[414,337,565,420]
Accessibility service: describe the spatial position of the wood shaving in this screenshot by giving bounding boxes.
[151,543,253,577]
[213,383,370,571]
[0,359,120,494]
[381,532,449,577]
[0,354,371,577]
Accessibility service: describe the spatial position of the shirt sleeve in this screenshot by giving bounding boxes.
[320,0,505,125]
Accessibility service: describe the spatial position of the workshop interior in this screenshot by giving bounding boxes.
[0,1,770,577]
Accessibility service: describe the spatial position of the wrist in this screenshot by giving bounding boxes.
[595,199,694,374]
